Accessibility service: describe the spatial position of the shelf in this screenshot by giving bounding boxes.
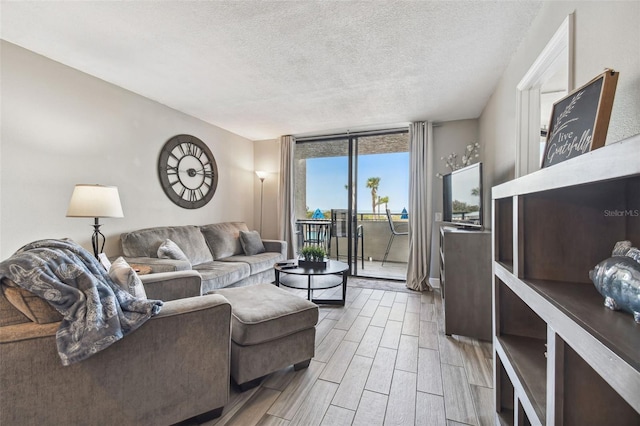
[517,177,638,283]
[561,340,640,425]
[496,260,514,274]
[497,263,640,415]
[497,357,515,424]
[278,274,343,290]
[497,335,547,424]
[492,134,640,199]
[492,134,640,424]
[494,197,513,266]
[496,410,514,426]
[525,278,640,371]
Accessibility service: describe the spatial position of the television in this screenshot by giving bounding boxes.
[442,162,483,228]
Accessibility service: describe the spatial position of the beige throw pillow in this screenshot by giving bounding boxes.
[109,257,148,299]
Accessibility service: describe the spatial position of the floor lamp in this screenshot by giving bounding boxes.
[66,184,124,258]
[255,171,267,235]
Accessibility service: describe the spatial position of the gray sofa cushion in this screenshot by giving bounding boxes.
[200,222,249,260]
[239,230,266,255]
[194,261,251,293]
[121,225,213,266]
[210,283,318,346]
[219,252,284,275]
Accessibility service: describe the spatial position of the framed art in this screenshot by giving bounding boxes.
[541,69,618,168]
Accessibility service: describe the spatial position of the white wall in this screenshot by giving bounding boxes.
[1,41,256,258]
[481,1,640,204]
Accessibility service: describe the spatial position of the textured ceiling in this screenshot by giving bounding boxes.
[1,1,543,140]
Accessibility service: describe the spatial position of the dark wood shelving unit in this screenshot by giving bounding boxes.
[440,226,492,340]
[492,134,640,425]
[524,278,640,371]
[497,335,547,423]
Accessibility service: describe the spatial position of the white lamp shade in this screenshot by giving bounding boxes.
[255,170,267,180]
[66,184,124,218]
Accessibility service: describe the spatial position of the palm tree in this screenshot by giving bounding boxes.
[366,177,380,217]
[376,196,389,215]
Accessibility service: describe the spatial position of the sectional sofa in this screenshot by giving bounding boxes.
[120,222,287,295]
[0,271,231,425]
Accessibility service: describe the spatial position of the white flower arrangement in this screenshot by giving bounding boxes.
[436,142,480,178]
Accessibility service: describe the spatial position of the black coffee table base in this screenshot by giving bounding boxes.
[274,261,348,306]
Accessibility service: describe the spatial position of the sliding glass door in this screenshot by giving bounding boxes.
[294,130,409,279]
[354,134,409,279]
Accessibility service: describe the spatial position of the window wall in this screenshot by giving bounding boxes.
[294,130,409,279]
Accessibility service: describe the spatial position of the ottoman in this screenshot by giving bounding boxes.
[209,283,319,390]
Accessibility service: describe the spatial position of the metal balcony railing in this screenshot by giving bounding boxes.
[295,212,409,265]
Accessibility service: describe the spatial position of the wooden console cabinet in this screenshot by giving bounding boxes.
[439,226,492,341]
[492,134,640,425]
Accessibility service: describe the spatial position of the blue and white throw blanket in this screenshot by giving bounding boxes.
[0,239,163,365]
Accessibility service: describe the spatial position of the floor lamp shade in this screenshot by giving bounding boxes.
[66,184,124,257]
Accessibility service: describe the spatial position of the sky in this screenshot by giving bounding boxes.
[305,152,409,214]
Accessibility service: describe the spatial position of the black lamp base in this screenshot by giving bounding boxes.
[91,218,105,258]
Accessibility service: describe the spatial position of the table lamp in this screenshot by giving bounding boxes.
[66,184,124,258]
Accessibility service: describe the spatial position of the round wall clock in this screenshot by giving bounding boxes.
[158,134,219,209]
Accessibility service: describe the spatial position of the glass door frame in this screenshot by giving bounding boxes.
[295,128,408,277]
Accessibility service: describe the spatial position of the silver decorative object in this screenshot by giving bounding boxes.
[589,256,640,323]
[612,240,632,256]
[626,247,640,263]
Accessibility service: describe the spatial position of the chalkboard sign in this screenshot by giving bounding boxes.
[542,69,618,168]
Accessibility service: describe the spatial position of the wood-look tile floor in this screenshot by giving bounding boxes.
[205,279,494,426]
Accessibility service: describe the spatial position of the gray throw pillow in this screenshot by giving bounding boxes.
[157,239,190,264]
[239,230,266,256]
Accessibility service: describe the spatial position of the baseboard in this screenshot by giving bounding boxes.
[429,277,440,289]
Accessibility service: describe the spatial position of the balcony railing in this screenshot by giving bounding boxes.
[295,212,409,279]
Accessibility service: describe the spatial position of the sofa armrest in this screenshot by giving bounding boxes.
[0,294,229,342]
[140,270,203,301]
[0,294,231,425]
[154,293,230,317]
[0,321,59,343]
[123,256,192,273]
[262,239,287,258]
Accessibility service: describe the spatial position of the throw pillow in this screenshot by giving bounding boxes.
[157,238,190,264]
[1,279,63,324]
[109,257,148,299]
[200,222,249,259]
[239,230,266,256]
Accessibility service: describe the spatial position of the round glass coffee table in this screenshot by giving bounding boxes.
[274,259,349,306]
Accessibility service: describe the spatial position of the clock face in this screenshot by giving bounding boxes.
[158,135,218,209]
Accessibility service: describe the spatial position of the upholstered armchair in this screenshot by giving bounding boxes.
[0,272,232,425]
